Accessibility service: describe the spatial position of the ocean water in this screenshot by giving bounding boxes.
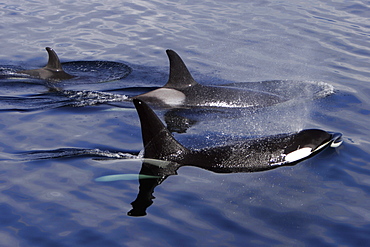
[0,0,370,246]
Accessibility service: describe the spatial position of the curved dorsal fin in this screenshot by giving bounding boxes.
[16,47,74,80]
[44,47,63,71]
[164,49,198,88]
[133,99,188,159]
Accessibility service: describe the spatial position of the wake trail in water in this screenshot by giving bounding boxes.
[16,148,140,161]
[0,89,132,111]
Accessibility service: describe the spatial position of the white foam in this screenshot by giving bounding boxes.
[203,101,254,108]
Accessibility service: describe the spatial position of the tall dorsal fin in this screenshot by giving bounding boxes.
[133,99,188,159]
[44,47,64,71]
[164,49,198,88]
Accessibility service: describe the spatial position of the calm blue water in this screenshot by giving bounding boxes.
[1,0,370,246]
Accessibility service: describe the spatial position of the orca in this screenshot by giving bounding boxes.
[16,47,75,81]
[133,50,286,108]
[127,99,342,216]
[133,99,342,172]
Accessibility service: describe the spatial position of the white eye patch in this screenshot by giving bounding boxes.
[285,147,312,163]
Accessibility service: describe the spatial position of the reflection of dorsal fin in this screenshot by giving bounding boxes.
[44,47,63,71]
[164,50,198,89]
[133,99,188,159]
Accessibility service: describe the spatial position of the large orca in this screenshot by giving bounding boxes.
[16,47,75,81]
[126,99,342,216]
[134,99,342,172]
[133,50,286,108]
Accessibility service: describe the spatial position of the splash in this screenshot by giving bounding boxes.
[182,80,336,147]
[61,90,129,107]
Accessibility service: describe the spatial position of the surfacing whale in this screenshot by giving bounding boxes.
[133,50,286,109]
[126,99,342,216]
[16,47,75,81]
[134,99,342,172]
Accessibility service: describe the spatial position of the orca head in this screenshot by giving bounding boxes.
[282,129,342,164]
[17,47,75,81]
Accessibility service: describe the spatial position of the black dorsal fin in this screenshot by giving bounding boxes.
[44,47,63,71]
[133,99,188,159]
[164,49,198,88]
